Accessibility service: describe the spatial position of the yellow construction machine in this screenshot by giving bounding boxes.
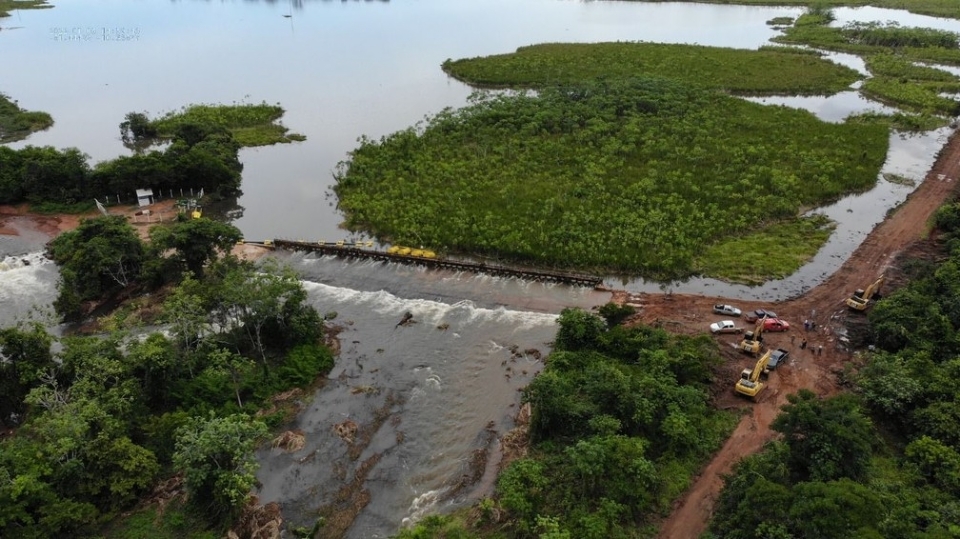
[735,349,772,401]
[738,316,765,356]
[846,275,885,311]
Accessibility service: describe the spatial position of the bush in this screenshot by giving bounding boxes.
[276,343,334,389]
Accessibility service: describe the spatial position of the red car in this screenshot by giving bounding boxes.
[762,318,790,332]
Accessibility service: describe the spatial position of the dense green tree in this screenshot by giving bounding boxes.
[555,308,606,351]
[788,479,884,539]
[207,258,320,362]
[46,215,146,321]
[119,111,158,147]
[497,458,549,535]
[0,146,25,202]
[905,436,960,496]
[160,275,212,354]
[0,324,54,427]
[868,286,955,354]
[88,151,171,196]
[14,146,89,204]
[173,413,267,519]
[597,302,635,327]
[148,218,242,279]
[772,390,875,483]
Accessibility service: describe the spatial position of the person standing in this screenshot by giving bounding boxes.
[818,344,823,356]
[800,338,807,350]
[791,334,796,345]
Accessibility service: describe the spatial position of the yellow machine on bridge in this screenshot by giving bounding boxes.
[846,275,885,311]
[735,349,772,401]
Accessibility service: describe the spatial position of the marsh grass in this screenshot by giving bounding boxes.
[0,92,53,143]
[644,0,960,20]
[149,103,305,147]
[847,110,950,131]
[775,15,960,115]
[443,42,861,95]
[0,0,50,18]
[694,214,837,285]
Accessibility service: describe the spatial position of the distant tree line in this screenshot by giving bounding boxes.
[0,119,243,210]
[0,216,332,537]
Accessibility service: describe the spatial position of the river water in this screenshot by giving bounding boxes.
[3,1,960,536]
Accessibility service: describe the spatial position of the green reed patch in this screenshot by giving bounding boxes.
[639,0,960,20]
[148,103,305,147]
[442,42,860,95]
[0,0,50,18]
[694,214,836,285]
[777,16,960,65]
[334,78,888,280]
[0,92,53,143]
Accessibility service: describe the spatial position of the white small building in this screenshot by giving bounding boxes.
[136,188,154,207]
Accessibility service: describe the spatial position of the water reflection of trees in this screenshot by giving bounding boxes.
[205,194,246,224]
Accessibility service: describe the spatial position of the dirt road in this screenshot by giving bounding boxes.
[649,128,960,539]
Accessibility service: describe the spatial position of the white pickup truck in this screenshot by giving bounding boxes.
[712,304,741,317]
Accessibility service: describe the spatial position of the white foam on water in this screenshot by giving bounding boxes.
[400,488,448,529]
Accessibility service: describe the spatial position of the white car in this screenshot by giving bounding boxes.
[710,320,743,334]
[713,304,742,317]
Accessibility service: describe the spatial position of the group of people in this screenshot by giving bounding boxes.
[791,332,823,356]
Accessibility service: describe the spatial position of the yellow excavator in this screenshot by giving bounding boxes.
[738,316,765,356]
[846,275,885,311]
[735,349,772,401]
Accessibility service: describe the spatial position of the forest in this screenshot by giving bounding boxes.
[0,214,334,538]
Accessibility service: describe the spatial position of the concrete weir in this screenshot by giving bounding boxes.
[262,239,604,288]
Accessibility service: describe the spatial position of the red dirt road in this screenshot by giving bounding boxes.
[649,128,960,539]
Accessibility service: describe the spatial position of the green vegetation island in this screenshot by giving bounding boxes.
[332,12,960,284]
[0,92,52,143]
[0,103,302,214]
[0,0,50,19]
[337,43,889,283]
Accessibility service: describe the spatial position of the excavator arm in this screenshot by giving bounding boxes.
[735,349,772,400]
[738,316,766,355]
[846,275,885,311]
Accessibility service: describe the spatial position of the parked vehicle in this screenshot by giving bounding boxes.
[712,304,742,317]
[745,309,778,323]
[846,275,884,311]
[735,349,772,401]
[739,316,765,355]
[767,348,790,370]
[762,318,790,332]
[710,320,742,334]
